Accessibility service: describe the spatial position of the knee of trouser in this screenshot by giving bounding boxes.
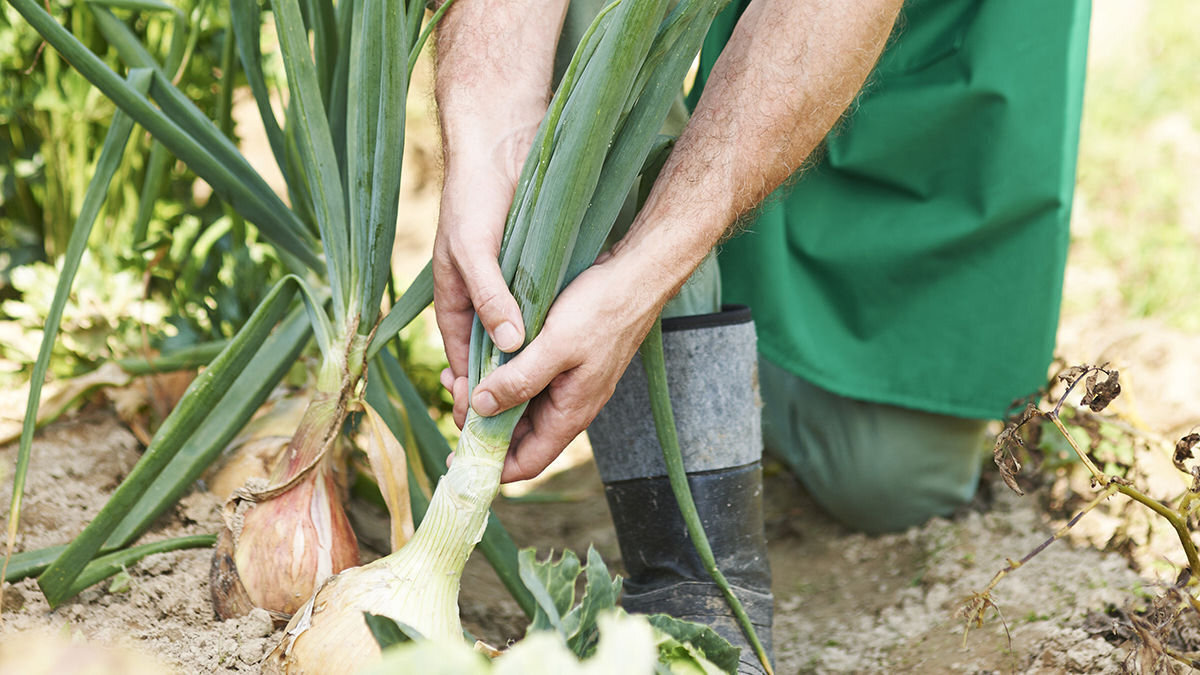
[759,359,988,533]
[799,455,982,534]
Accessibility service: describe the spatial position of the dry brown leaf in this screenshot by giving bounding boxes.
[360,402,414,552]
[109,369,196,444]
[0,361,131,446]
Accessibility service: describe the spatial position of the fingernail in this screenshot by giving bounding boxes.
[474,391,498,416]
[494,321,521,352]
[440,368,454,390]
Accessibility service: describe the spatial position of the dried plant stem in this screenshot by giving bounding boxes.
[1114,482,1200,575]
[1049,411,1200,574]
[1160,646,1200,670]
[1129,617,1200,670]
[961,484,1118,646]
[1177,491,1200,517]
[1049,415,1106,480]
[988,484,1120,596]
[972,363,1200,663]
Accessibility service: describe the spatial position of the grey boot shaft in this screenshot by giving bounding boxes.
[589,308,761,481]
[588,307,773,675]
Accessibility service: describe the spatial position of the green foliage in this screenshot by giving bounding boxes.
[1,0,124,263]
[647,614,740,675]
[517,547,733,671]
[0,0,287,345]
[154,211,286,346]
[363,612,421,649]
[518,547,623,658]
[0,254,168,384]
[363,547,733,675]
[1072,0,1200,328]
[520,548,585,636]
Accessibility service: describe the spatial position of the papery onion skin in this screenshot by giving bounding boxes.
[210,394,360,619]
[263,432,503,674]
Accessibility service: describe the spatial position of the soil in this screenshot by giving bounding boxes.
[0,413,280,673]
[0,398,1186,674]
[4,1,1200,673]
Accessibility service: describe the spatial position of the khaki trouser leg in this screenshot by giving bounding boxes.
[759,358,988,534]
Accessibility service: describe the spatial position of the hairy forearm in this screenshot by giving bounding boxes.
[610,0,903,311]
[434,0,568,169]
[431,0,572,379]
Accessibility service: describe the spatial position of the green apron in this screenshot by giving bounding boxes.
[692,0,1091,420]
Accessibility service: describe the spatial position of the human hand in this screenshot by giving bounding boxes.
[432,0,566,424]
[466,255,664,482]
[432,117,545,413]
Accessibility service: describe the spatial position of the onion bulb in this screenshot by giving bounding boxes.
[263,424,503,674]
[210,394,360,620]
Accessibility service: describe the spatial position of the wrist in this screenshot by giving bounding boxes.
[606,200,729,317]
[440,113,542,189]
[599,239,687,324]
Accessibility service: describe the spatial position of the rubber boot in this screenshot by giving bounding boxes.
[588,306,774,675]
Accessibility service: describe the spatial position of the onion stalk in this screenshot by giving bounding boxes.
[264,415,502,672]
[3,0,479,618]
[265,1,735,671]
[207,0,428,621]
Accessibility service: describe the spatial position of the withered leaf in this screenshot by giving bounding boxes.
[361,401,415,552]
[993,426,1025,497]
[1057,365,1089,384]
[1080,369,1120,412]
[1174,433,1200,472]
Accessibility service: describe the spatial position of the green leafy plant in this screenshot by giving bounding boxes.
[965,363,1200,670]
[0,254,169,383]
[364,547,738,675]
[0,0,278,341]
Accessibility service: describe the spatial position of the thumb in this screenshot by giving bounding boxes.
[471,338,570,416]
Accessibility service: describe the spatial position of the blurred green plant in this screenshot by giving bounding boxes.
[1,0,123,267]
[1073,0,1200,329]
[0,253,168,385]
[0,0,286,347]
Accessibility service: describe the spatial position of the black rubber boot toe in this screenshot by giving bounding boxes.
[605,466,774,675]
[590,307,775,674]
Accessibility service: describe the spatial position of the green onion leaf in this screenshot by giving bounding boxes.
[2,70,151,603]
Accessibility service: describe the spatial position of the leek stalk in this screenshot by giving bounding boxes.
[266,2,738,672]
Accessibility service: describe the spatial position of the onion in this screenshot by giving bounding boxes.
[210,394,360,620]
[263,428,501,673]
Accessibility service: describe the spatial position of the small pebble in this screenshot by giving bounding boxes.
[244,607,276,638]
